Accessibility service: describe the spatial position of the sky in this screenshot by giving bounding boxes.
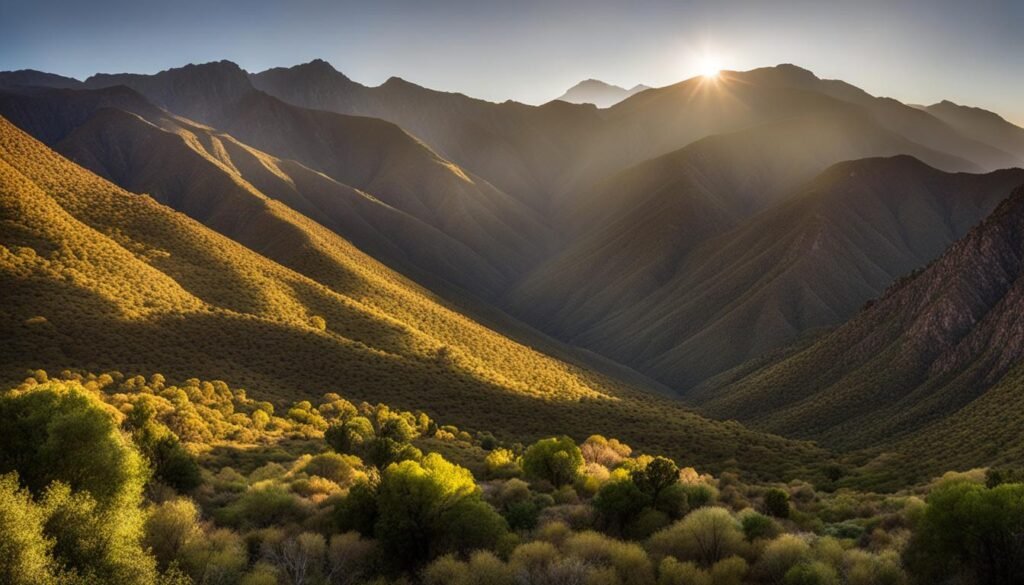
[2,0,1023,124]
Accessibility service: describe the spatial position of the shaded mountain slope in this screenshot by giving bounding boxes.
[252,61,1015,212]
[0,69,83,90]
[735,64,1021,171]
[252,59,603,209]
[598,157,1024,389]
[83,60,252,126]
[698,182,1024,478]
[556,79,650,108]
[216,90,553,280]
[509,112,980,357]
[924,100,1024,164]
[0,114,830,479]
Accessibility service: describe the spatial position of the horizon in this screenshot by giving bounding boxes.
[2,0,1022,126]
[6,56,1024,129]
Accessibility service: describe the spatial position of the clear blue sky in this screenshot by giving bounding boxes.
[2,0,1022,124]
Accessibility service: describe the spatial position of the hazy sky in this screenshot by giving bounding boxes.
[2,0,1023,124]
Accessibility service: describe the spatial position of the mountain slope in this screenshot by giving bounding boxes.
[0,86,520,296]
[924,100,1024,164]
[251,59,603,209]
[0,69,83,90]
[508,112,989,382]
[733,64,1021,171]
[699,181,1024,479]
[0,114,829,479]
[251,61,1005,214]
[624,157,1024,389]
[71,64,555,296]
[556,79,650,108]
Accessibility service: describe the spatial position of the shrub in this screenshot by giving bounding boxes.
[783,561,839,585]
[764,488,791,518]
[219,485,307,529]
[522,437,584,487]
[144,498,202,569]
[904,480,1024,584]
[302,452,360,485]
[738,509,779,541]
[647,507,745,567]
[334,481,379,536]
[0,382,149,507]
[710,556,748,585]
[485,448,521,479]
[632,457,680,498]
[0,473,58,585]
[755,534,810,583]
[375,453,507,568]
[657,557,710,585]
[595,479,650,534]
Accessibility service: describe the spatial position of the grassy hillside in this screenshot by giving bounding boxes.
[0,115,828,480]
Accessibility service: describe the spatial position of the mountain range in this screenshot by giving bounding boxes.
[4,58,1024,483]
[555,79,651,108]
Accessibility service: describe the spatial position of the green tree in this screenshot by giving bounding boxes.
[0,382,149,506]
[335,480,380,536]
[0,383,158,584]
[594,479,650,534]
[905,480,1024,585]
[648,507,745,567]
[764,488,791,518]
[0,473,58,585]
[326,417,376,458]
[522,436,584,487]
[632,456,679,498]
[375,453,507,568]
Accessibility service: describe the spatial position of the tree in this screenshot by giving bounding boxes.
[375,453,507,568]
[764,488,791,518]
[0,382,158,584]
[144,498,202,570]
[632,456,679,498]
[0,473,58,585]
[0,381,149,507]
[522,436,584,487]
[325,417,376,457]
[648,507,745,567]
[594,479,650,534]
[905,480,1024,585]
[335,481,379,536]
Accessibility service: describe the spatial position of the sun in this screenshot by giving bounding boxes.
[698,56,721,79]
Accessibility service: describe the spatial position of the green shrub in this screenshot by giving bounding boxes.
[522,437,584,487]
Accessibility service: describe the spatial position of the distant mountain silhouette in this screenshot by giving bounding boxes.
[0,69,82,89]
[555,79,650,108]
[924,99,1024,164]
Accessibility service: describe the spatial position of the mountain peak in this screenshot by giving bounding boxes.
[0,69,83,89]
[557,78,648,108]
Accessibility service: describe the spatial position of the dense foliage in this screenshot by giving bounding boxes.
[1,370,1020,584]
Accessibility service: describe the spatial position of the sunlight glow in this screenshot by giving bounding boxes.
[698,56,721,79]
